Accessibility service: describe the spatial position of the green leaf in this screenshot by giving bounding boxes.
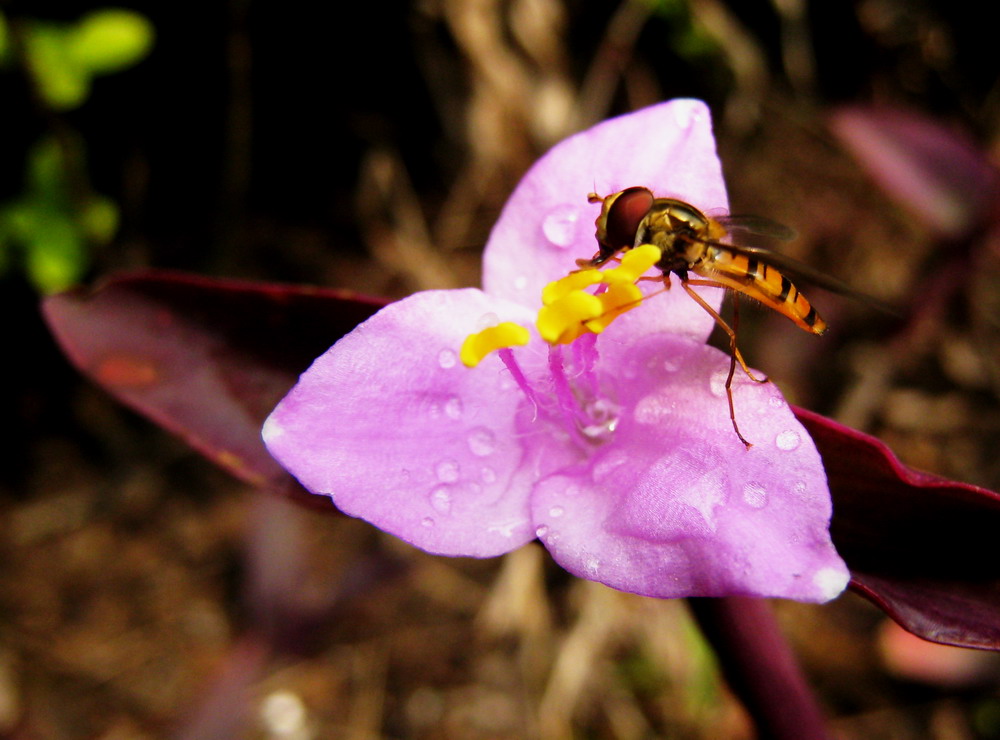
[69,9,154,74]
[81,196,119,244]
[21,204,88,293]
[26,23,90,110]
[0,12,10,63]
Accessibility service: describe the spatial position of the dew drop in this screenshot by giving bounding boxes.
[709,369,729,397]
[584,556,601,574]
[444,396,463,420]
[481,466,497,483]
[549,505,565,518]
[793,480,807,495]
[437,349,457,369]
[421,516,435,528]
[535,525,549,538]
[542,204,580,248]
[467,427,496,457]
[775,430,801,451]
[742,481,768,509]
[429,487,452,514]
[768,395,785,409]
[435,460,460,483]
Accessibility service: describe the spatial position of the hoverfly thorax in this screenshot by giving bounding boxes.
[636,198,728,275]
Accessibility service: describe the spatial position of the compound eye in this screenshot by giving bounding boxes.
[603,187,654,251]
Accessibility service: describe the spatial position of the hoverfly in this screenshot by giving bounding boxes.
[581,186,863,449]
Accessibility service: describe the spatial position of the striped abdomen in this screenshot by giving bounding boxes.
[696,249,827,335]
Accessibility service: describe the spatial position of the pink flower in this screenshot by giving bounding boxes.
[262,100,849,602]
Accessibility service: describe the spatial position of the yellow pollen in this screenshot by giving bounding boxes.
[461,322,531,367]
[601,244,661,283]
[584,282,644,333]
[534,244,662,345]
[541,269,603,305]
[536,290,604,344]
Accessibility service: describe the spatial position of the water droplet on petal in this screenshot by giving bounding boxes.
[542,204,580,248]
[585,556,601,575]
[535,525,549,538]
[549,505,565,518]
[435,460,460,483]
[444,396,463,420]
[768,395,785,408]
[467,427,496,457]
[421,517,435,528]
[775,430,801,451]
[742,481,768,509]
[793,480,807,495]
[429,487,452,514]
[437,349,457,369]
[481,466,496,483]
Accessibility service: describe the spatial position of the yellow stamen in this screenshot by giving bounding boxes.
[541,269,604,305]
[601,244,662,284]
[536,290,604,344]
[460,322,531,367]
[584,282,644,333]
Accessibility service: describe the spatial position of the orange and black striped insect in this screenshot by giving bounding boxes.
[582,186,864,449]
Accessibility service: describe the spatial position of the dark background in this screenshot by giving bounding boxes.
[4,1,1000,737]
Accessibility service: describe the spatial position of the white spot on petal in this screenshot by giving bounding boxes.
[775,430,802,451]
[813,567,849,601]
[261,415,284,443]
[437,349,457,368]
[709,369,729,397]
[435,460,460,482]
[542,204,581,248]
[429,487,452,514]
[444,396,463,420]
[742,481,768,509]
[467,427,496,457]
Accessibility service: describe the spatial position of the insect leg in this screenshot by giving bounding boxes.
[681,280,766,450]
[682,280,767,383]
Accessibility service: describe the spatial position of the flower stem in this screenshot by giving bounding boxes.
[687,597,830,740]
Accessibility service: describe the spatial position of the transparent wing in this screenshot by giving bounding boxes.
[714,214,797,242]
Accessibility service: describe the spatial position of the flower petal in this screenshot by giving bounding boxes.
[263,289,540,557]
[483,99,728,341]
[531,334,848,601]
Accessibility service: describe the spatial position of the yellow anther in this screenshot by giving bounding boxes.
[601,244,661,284]
[584,282,644,333]
[541,269,603,305]
[536,290,604,345]
[460,322,531,367]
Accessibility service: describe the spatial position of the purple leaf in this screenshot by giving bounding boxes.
[42,270,386,508]
[795,406,1000,649]
[830,106,1000,239]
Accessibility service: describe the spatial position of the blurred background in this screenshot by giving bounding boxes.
[4,0,1000,737]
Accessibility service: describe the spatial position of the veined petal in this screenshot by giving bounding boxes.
[530,334,848,602]
[263,289,541,557]
[483,99,728,342]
